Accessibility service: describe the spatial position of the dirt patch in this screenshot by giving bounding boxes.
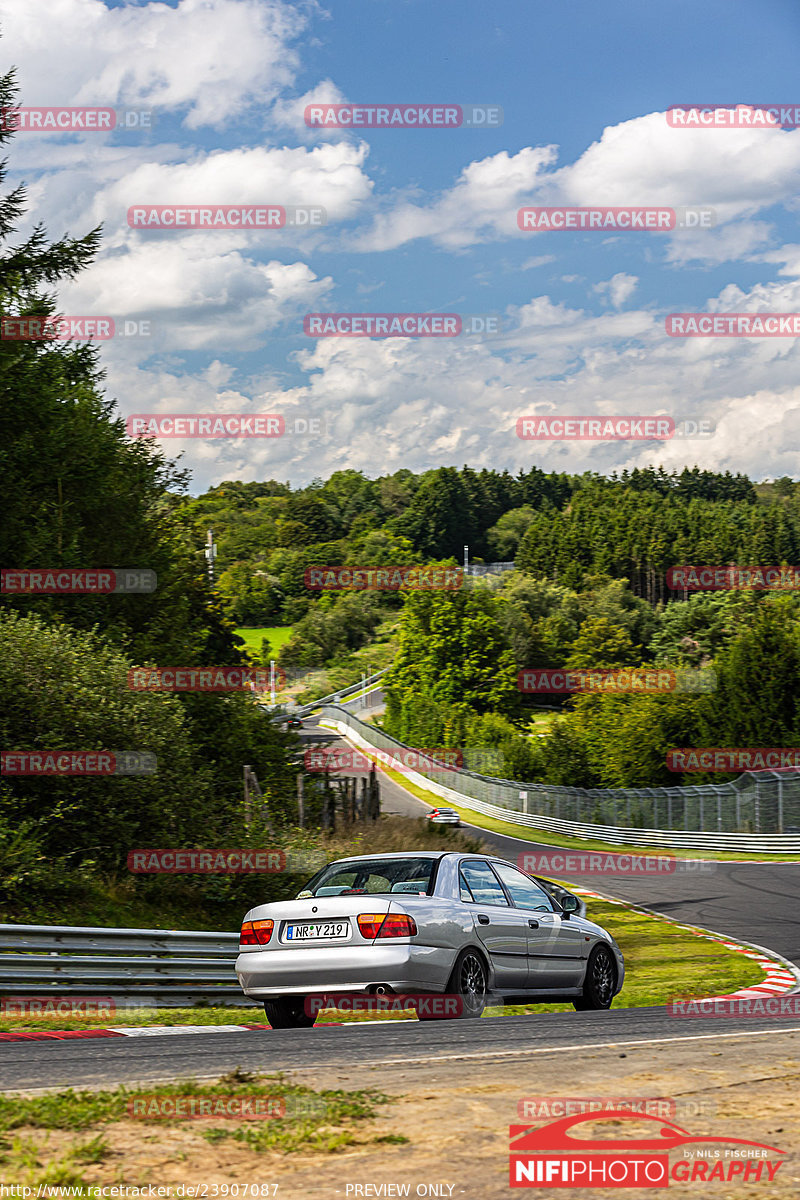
[3,1032,799,1199]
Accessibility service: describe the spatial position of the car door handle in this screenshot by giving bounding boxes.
[477,915,491,925]
[528,919,540,929]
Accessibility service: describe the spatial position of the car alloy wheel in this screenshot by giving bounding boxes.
[415,948,488,1021]
[453,948,488,1018]
[573,944,616,1010]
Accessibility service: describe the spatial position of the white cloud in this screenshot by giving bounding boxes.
[270,79,349,140]
[357,112,800,255]
[521,254,556,269]
[757,243,800,277]
[4,0,308,128]
[60,248,333,351]
[594,273,638,308]
[357,146,558,250]
[97,142,373,237]
[97,272,800,490]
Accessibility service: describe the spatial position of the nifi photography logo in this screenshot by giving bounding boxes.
[508,1111,785,1187]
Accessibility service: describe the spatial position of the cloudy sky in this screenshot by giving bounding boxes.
[4,0,800,490]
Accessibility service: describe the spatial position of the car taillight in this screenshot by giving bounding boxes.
[379,913,417,937]
[357,913,417,939]
[240,919,274,947]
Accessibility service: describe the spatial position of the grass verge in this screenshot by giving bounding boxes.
[0,1071,394,1185]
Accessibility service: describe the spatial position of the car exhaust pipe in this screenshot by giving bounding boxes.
[375,985,387,995]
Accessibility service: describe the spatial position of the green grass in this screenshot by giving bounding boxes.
[293,616,400,703]
[0,1071,389,1159]
[527,709,560,735]
[0,1006,262,1033]
[233,626,293,657]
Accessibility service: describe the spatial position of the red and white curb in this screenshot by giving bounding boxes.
[0,1022,273,1042]
[568,882,800,1001]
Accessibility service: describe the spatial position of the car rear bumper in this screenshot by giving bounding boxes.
[235,943,453,997]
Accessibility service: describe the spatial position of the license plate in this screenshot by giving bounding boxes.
[285,921,348,941]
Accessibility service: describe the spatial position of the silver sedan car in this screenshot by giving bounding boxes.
[426,807,461,827]
[235,851,624,1027]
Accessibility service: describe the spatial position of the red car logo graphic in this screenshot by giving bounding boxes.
[509,1112,785,1188]
[510,1110,785,1155]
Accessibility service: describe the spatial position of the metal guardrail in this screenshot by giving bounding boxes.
[293,670,386,716]
[321,706,800,853]
[263,670,386,722]
[0,923,256,1008]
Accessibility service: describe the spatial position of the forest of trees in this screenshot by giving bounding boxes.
[4,48,800,913]
[0,68,298,906]
[190,458,800,791]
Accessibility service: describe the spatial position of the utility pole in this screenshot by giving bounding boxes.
[205,528,217,584]
[296,772,305,827]
[361,671,366,709]
[463,544,469,579]
[243,764,252,828]
[270,659,277,706]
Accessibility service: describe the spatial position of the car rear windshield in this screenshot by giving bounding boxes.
[305,857,437,897]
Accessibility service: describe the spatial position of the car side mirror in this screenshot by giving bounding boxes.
[560,893,580,917]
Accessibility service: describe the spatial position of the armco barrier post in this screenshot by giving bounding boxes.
[778,775,784,833]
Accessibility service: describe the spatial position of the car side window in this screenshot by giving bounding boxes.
[492,863,555,911]
[460,860,509,907]
[459,871,475,903]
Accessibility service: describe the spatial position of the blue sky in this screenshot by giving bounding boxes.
[6,0,800,489]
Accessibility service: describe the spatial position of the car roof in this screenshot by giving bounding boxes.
[326,851,517,866]
[329,851,451,864]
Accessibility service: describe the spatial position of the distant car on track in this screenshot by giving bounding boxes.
[427,807,461,826]
[235,851,624,1028]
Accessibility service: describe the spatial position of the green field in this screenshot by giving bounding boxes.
[234,626,293,657]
